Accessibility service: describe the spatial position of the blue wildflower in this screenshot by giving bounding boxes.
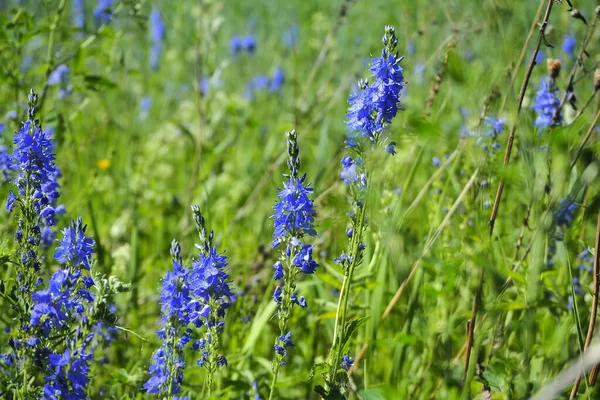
[270,68,285,92]
[243,35,256,53]
[31,219,96,335]
[273,132,316,239]
[432,157,440,167]
[340,156,362,186]
[11,122,60,220]
[532,77,561,130]
[149,9,166,71]
[48,65,72,98]
[53,218,96,270]
[535,50,544,65]
[9,92,63,267]
[385,141,396,155]
[580,249,592,263]
[93,0,113,26]
[199,76,210,96]
[270,131,317,376]
[342,355,354,371]
[483,116,505,139]
[273,261,284,280]
[187,245,235,325]
[48,65,68,86]
[273,174,316,238]
[346,41,404,141]
[230,36,243,55]
[245,74,270,100]
[555,198,578,227]
[146,209,233,396]
[274,331,294,360]
[292,244,318,274]
[144,339,185,395]
[72,0,85,29]
[43,349,93,399]
[273,286,282,303]
[291,293,307,308]
[562,35,576,59]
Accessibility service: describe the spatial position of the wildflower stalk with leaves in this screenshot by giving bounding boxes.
[145,206,233,398]
[320,26,405,398]
[268,130,317,400]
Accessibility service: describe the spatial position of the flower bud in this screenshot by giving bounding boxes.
[594,69,600,91]
[546,58,561,79]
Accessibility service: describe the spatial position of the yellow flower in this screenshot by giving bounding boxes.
[97,159,111,169]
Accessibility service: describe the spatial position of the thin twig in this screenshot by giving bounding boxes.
[569,107,600,170]
[463,269,485,382]
[489,0,555,236]
[513,203,532,261]
[571,89,598,124]
[570,213,600,397]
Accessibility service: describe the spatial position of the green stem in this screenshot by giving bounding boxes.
[268,366,280,400]
[328,198,367,385]
[268,247,298,400]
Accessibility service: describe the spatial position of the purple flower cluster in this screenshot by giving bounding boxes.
[245,69,286,100]
[532,77,561,130]
[44,346,93,399]
[270,130,317,368]
[562,35,576,59]
[146,210,234,396]
[272,174,316,240]
[7,91,65,275]
[342,354,354,371]
[230,35,256,55]
[555,197,577,228]
[144,329,185,395]
[8,120,61,226]
[30,219,95,332]
[27,218,97,397]
[340,156,366,189]
[274,332,294,365]
[346,29,405,142]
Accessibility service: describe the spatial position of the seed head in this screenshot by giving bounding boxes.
[594,69,600,91]
[546,58,561,79]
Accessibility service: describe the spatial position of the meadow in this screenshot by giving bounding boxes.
[1,0,600,398]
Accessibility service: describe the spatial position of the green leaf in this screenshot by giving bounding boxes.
[343,316,369,344]
[308,361,330,381]
[82,74,117,91]
[314,385,345,400]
